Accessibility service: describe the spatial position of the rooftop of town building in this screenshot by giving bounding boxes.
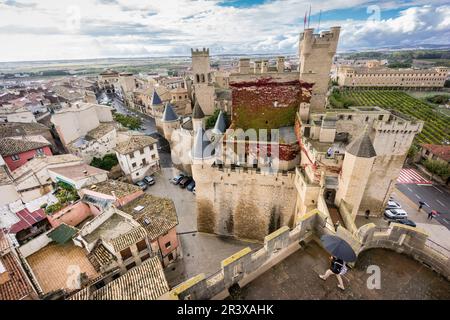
[120,193,178,241]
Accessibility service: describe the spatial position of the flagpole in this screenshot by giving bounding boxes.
[307,4,311,29]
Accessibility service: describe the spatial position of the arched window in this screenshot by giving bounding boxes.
[201,74,205,83]
[196,74,200,83]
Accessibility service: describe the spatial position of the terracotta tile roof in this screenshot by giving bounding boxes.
[0,137,51,156]
[0,252,35,300]
[121,194,178,240]
[114,134,157,155]
[0,122,50,138]
[109,226,147,252]
[92,256,168,300]
[0,230,11,253]
[85,180,142,200]
[67,287,91,300]
[421,144,450,162]
[26,242,99,294]
[0,165,13,185]
[91,242,116,267]
[85,123,115,140]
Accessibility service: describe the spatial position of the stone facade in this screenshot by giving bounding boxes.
[192,165,297,241]
[337,64,448,89]
[299,27,340,111]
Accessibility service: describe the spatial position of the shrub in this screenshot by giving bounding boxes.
[423,159,450,180]
[113,113,142,130]
[90,153,118,171]
[426,95,450,105]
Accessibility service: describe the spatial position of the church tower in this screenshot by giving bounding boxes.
[191,48,215,116]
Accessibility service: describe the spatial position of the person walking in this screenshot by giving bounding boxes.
[319,256,347,291]
[418,201,425,210]
[427,211,433,220]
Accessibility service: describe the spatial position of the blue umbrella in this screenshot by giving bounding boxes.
[320,235,357,262]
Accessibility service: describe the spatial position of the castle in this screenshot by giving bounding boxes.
[156,26,423,242]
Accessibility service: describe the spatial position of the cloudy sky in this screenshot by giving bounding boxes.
[0,0,449,62]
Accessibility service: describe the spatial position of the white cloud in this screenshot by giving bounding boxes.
[0,0,448,61]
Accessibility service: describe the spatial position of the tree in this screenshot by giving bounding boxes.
[423,159,450,180]
[113,113,142,130]
[90,153,118,171]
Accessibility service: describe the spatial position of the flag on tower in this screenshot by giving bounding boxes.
[304,11,307,30]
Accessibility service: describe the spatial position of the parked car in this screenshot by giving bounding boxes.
[171,173,185,185]
[179,177,193,188]
[386,200,402,209]
[392,219,416,227]
[135,180,148,191]
[143,176,155,185]
[187,180,196,192]
[384,208,408,220]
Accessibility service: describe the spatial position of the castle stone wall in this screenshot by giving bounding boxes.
[192,165,297,241]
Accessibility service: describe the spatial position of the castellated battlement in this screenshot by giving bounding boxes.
[191,48,210,56]
[373,118,423,133]
[300,27,340,52]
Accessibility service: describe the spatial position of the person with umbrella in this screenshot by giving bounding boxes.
[318,235,357,291]
[319,256,347,290]
[418,201,425,211]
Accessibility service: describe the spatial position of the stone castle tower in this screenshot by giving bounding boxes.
[191,48,216,116]
[335,130,377,218]
[299,27,340,111]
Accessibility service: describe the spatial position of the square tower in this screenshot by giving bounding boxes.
[299,27,340,111]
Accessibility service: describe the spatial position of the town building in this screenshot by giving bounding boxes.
[115,133,160,182]
[420,144,450,164]
[67,256,169,300]
[0,122,61,154]
[0,155,20,207]
[0,230,38,300]
[50,102,113,146]
[0,136,52,171]
[121,193,180,267]
[11,154,83,202]
[336,62,448,89]
[48,163,108,190]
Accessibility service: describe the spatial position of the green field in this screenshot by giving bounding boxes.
[331,90,450,145]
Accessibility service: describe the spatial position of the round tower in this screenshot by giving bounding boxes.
[161,102,180,141]
[192,100,205,132]
[335,129,376,219]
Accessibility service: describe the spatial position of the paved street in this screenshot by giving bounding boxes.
[396,183,450,230]
[392,187,450,254]
[146,167,261,288]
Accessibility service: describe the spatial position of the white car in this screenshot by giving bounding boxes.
[386,200,402,209]
[384,208,408,220]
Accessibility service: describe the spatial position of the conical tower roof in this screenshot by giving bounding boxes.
[212,111,226,135]
[151,90,162,105]
[162,103,178,122]
[192,128,214,160]
[192,100,205,119]
[346,129,377,158]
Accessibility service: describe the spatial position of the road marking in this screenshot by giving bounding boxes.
[433,186,444,193]
[415,194,421,199]
[406,187,412,192]
[436,200,445,207]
